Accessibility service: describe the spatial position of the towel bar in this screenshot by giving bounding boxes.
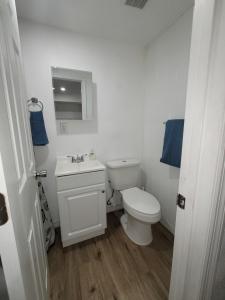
[27,97,43,112]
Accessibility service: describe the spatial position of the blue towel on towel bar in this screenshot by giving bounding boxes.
[160,119,184,168]
[30,111,49,146]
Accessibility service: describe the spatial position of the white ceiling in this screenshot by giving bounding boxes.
[16,0,194,46]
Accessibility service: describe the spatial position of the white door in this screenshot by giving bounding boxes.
[81,79,93,120]
[0,0,48,299]
[169,0,225,299]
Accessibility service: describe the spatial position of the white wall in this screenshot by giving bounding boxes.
[19,20,145,225]
[143,9,193,233]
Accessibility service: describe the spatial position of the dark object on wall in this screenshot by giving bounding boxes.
[0,193,8,226]
[160,119,184,168]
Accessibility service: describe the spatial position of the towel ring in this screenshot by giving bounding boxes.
[27,97,43,112]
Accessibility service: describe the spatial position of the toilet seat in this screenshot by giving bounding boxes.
[121,187,161,223]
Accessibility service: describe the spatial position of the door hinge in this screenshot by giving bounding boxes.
[177,193,186,209]
[0,193,8,225]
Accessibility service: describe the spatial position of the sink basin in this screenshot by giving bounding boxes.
[55,157,105,177]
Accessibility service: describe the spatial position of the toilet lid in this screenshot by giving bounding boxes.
[121,187,160,215]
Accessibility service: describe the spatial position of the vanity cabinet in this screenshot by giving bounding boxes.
[56,169,106,247]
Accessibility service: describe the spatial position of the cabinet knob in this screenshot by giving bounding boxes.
[101,190,105,193]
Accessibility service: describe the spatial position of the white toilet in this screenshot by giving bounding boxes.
[107,159,161,246]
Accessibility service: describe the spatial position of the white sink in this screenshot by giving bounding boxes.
[55,157,105,177]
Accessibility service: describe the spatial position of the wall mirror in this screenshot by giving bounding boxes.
[51,67,93,124]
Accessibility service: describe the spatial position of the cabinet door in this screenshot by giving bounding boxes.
[58,183,106,246]
[81,79,93,120]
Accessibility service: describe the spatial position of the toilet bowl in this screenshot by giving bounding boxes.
[106,158,161,246]
[120,187,161,246]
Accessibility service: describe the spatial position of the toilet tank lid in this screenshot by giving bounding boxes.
[106,158,140,169]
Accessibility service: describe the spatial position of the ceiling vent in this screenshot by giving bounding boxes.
[125,0,148,9]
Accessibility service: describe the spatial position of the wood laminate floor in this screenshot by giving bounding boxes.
[48,212,174,300]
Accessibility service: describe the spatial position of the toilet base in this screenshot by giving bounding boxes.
[120,213,153,246]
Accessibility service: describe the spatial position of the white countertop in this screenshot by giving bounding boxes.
[55,157,106,177]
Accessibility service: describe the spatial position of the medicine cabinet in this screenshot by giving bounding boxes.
[51,67,93,122]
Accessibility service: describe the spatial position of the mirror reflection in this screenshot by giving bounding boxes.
[53,78,82,120]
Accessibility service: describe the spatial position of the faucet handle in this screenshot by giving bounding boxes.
[66,155,75,163]
[77,154,84,163]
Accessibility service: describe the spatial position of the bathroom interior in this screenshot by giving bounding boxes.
[1,0,197,299]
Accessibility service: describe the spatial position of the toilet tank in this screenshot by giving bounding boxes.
[106,159,141,191]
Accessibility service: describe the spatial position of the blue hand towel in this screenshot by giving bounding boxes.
[160,119,184,168]
[30,111,49,146]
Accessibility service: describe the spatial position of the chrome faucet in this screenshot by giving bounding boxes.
[76,154,84,163]
[67,155,84,163]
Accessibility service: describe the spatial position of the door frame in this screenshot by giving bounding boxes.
[169,0,225,299]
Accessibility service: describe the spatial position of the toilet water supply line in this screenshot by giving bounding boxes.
[107,180,114,206]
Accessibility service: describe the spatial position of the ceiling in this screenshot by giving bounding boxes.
[16,0,194,46]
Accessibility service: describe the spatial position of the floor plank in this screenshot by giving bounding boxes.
[48,212,173,300]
